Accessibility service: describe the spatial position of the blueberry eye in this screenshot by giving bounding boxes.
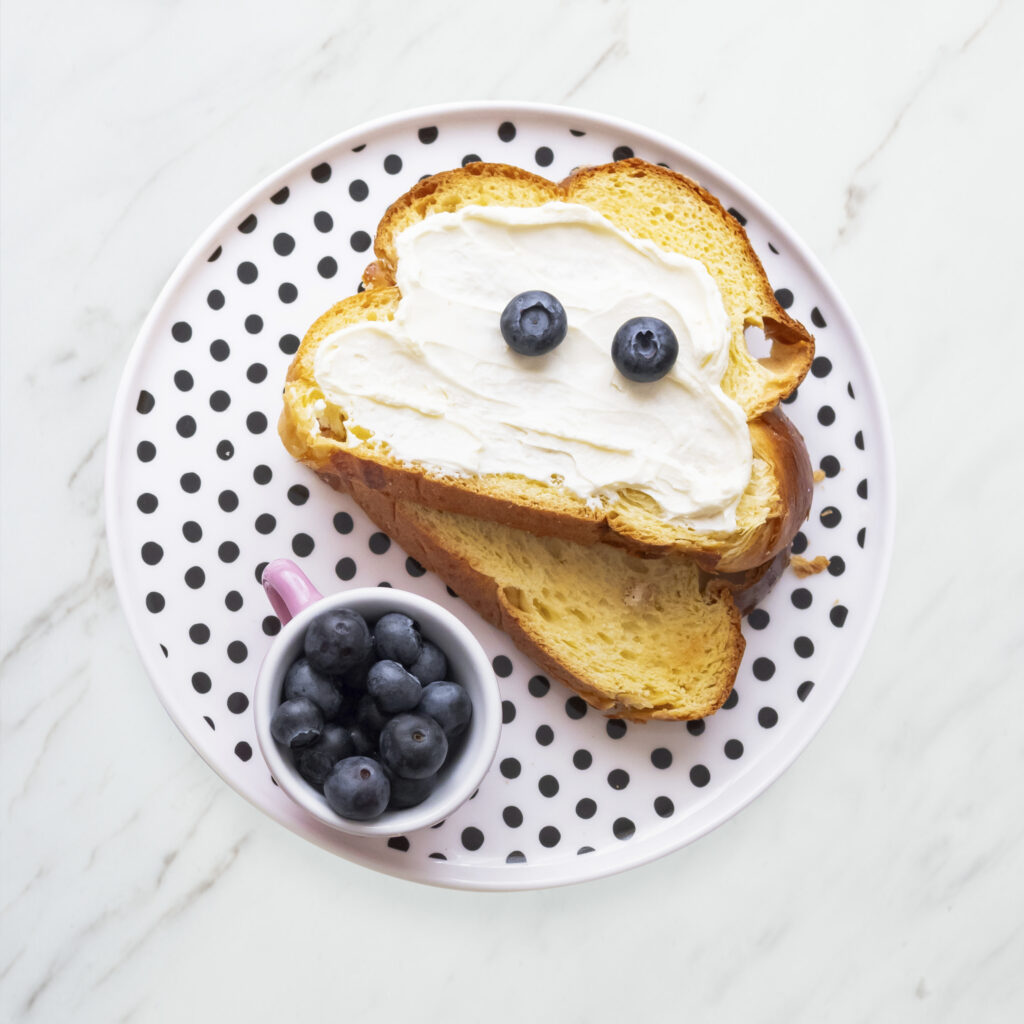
[500,290,567,355]
[611,317,679,382]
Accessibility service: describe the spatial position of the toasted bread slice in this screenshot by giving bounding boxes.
[332,478,743,721]
[280,160,814,572]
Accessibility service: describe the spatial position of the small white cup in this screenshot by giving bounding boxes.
[253,559,501,837]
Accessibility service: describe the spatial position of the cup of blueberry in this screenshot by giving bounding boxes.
[253,558,501,837]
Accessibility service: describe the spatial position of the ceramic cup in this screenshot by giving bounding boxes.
[253,558,501,837]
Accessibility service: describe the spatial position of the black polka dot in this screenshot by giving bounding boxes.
[820,455,840,478]
[136,390,155,414]
[292,533,314,557]
[791,587,812,609]
[565,696,587,719]
[848,381,856,399]
[335,557,356,581]
[774,288,794,309]
[262,615,281,636]
[234,741,252,762]
[747,608,770,630]
[311,162,331,183]
[492,655,513,678]
[244,314,263,335]
[811,307,827,328]
[830,605,849,627]
[279,334,299,355]
[387,836,409,852]
[246,411,268,434]
[252,464,272,484]
[225,590,243,611]
[727,207,747,225]
[346,179,369,203]
[141,541,163,565]
[317,256,338,278]
[828,555,846,576]
[182,520,202,542]
[254,561,268,583]
[505,851,525,864]
[758,706,779,728]
[797,681,815,701]
[204,717,215,730]
[189,623,210,644]
[283,484,308,506]
[237,262,257,284]
[145,591,164,613]
[723,689,739,710]
[206,289,225,310]
[499,757,521,779]
[767,241,779,253]
[173,370,194,392]
[535,725,554,746]
[608,769,629,790]
[528,675,549,697]
[252,512,275,535]
[613,817,635,840]
[383,154,402,174]
[350,231,371,253]
[538,774,559,797]
[817,405,836,426]
[690,764,711,787]
[501,700,516,724]
[857,479,868,499]
[237,213,257,234]
[573,749,592,770]
[460,826,483,851]
[184,566,205,589]
[575,798,596,820]
[534,146,554,167]
[314,211,333,233]
[569,128,586,137]
[243,362,268,386]
[686,719,705,736]
[781,387,798,405]
[446,586,458,599]
[137,493,158,513]
[502,806,523,828]
[273,232,295,256]
[538,826,560,848]
[857,528,866,548]
[137,440,156,462]
[612,145,634,160]
[217,489,239,513]
[270,186,289,204]
[227,641,248,664]
[402,556,426,579]
[461,153,481,166]
[724,739,744,760]
[418,126,438,144]
[794,636,815,658]
[209,338,230,361]
[820,506,841,528]
[368,532,391,555]
[791,531,808,555]
[175,415,196,438]
[227,692,249,714]
[218,541,239,562]
[651,747,672,769]
[654,796,674,818]
[812,356,832,378]
[171,321,192,342]
[606,719,627,739]
[191,672,211,693]
[274,282,296,305]
[753,657,775,680]
[497,121,517,142]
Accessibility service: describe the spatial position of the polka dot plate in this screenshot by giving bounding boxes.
[106,102,895,890]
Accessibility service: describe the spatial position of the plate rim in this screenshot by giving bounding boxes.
[104,99,897,891]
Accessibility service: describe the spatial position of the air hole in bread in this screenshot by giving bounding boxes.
[743,323,771,360]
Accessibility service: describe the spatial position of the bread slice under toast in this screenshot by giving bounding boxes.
[280,159,814,572]
[333,477,744,721]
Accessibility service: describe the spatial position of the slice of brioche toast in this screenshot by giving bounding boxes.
[280,159,814,572]
[331,476,744,721]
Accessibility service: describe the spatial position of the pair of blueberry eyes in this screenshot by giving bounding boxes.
[499,290,679,383]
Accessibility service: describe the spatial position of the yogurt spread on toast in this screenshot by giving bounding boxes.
[312,201,751,530]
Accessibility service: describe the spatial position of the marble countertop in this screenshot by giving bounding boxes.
[2,0,1022,1020]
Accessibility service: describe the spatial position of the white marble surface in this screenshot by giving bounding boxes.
[2,0,1023,1020]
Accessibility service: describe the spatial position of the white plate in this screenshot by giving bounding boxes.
[105,102,895,890]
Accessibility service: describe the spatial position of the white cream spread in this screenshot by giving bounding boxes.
[312,201,751,530]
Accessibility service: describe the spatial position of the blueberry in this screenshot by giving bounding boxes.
[417,680,473,738]
[294,723,355,790]
[283,657,344,719]
[367,660,422,713]
[324,756,390,820]
[270,697,323,749]
[338,651,374,694]
[379,713,448,779]
[347,723,377,757]
[500,291,567,356]
[357,692,390,739]
[373,613,422,667]
[304,609,372,675]
[385,769,436,810]
[408,640,448,684]
[611,316,679,382]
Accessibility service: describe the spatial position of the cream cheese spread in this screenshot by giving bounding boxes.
[312,201,751,530]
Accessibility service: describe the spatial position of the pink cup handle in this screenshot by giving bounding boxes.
[262,559,323,625]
